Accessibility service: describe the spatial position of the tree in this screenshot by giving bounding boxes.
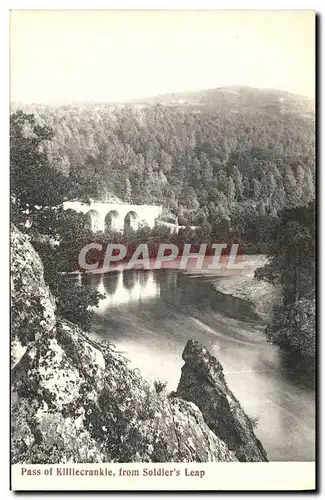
[283,164,299,207]
[258,201,267,216]
[227,177,236,204]
[10,110,68,233]
[200,153,213,184]
[252,179,262,200]
[124,177,132,203]
[261,202,315,358]
[179,186,199,210]
[232,166,244,201]
[10,110,105,333]
[301,169,315,205]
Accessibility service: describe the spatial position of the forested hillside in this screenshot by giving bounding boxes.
[12,86,315,234]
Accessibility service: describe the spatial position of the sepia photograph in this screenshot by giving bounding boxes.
[9,8,316,491]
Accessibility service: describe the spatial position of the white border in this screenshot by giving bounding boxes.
[11,462,316,491]
[2,2,322,498]
[2,1,323,9]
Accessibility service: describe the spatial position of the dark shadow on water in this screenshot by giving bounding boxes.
[157,271,261,323]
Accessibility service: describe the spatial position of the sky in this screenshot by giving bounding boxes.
[10,10,315,103]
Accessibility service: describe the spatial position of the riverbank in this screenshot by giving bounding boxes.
[182,255,282,321]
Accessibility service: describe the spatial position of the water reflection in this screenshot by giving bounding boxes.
[84,271,160,312]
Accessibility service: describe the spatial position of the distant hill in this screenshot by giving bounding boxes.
[10,84,315,230]
[11,86,315,117]
[130,85,314,116]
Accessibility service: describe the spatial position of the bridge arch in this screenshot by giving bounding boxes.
[124,210,139,231]
[105,210,120,232]
[86,209,100,233]
[62,200,163,233]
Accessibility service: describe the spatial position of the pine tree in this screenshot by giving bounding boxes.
[258,200,267,216]
[253,178,262,200]
[232,166,244,201]
[283,164,298,207]
[124,177,132,203]
[301,169,315,205]
[227,177,236,204]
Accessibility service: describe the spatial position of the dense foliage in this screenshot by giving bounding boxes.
[255,201,316,358]
[10,111,103,330]
[12,87,315,232]
[10,110,70,234]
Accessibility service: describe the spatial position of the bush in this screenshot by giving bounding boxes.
[154,380,167,394]
[53,279,105,331]
[34,241,105,331]
[250,415,259,429]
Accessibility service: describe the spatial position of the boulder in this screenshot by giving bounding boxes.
[176,340,268,462]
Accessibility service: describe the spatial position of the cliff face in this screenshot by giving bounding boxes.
[11,224,267,463]
[266,295,316,359]
[11,227,56,367]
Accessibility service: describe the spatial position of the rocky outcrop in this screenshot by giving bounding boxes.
[176,340,268,462]
[12,318,237,463]
[11,227,56,367]
[266,295,316,359]
[11,224,266,464]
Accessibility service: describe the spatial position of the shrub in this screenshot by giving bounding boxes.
[248,414,259,429]
[154,380,167,394]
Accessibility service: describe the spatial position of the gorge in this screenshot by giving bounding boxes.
[11,224,268,464]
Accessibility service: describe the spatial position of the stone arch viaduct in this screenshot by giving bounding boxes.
[62,200,163,233]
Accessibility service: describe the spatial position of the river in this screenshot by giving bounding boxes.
[70,263,315,462]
